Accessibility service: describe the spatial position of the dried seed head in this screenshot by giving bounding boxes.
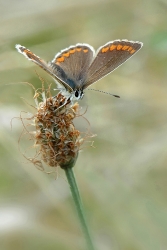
[17,83,95,171]
[34,92,82,169]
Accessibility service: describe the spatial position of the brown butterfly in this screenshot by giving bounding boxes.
[16,40,143,100]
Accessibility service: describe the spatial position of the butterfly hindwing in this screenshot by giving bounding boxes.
[50,43,95,89]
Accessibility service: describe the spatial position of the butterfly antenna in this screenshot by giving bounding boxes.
[87,88,120,98]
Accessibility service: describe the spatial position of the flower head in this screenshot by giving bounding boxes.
[33,91,82,169]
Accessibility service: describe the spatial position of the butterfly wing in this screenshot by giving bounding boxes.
[15,44,73,92]
[50,43,95,90]
[83,40,143,88]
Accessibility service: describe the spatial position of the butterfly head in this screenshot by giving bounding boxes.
[59,85,84,100]
[65,78,84,100]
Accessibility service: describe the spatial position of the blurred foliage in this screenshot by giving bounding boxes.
[0,0,167,249]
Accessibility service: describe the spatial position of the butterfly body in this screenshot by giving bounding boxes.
[16,40,143,100]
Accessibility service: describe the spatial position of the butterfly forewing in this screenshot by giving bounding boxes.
[50,44,94,89]
[15,44,74,92]
[83,40,143,88]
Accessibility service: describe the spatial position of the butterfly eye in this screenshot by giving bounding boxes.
[74,89,84,99]
[75,90,79,98]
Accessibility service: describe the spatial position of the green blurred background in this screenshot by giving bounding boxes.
[1,0,167,249]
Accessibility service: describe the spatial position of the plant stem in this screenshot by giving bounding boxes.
[64,167,96,250]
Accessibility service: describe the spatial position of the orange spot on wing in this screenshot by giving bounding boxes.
[110,45,117,51]
[101,47,109,53]
[20,48,28,54]
[63,52,70,57]
[76,48,82,52]
[130,49,136,54]
[23,49,35,58]
[117,45,123,50]
[83,49,88,53]
[128,46,133,51]
[57,56,65,62]
[69,49,75,54]
[122,45,129,50]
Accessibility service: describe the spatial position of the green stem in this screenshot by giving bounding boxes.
[64,167,96,250]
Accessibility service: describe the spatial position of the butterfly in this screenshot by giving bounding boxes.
[15,40,143,100]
